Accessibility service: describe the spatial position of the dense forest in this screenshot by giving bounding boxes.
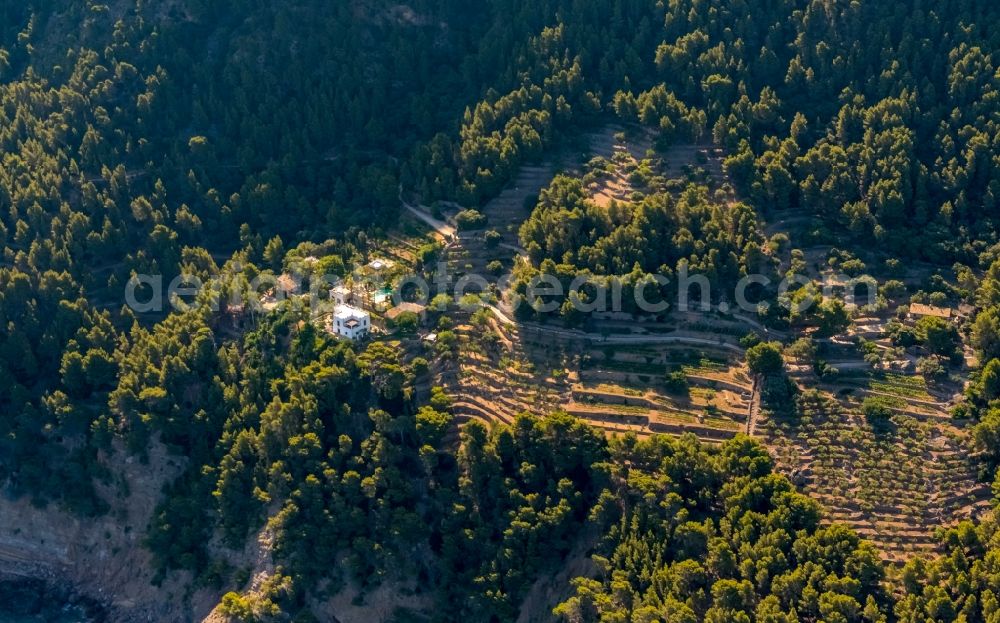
[2,0,1000,621]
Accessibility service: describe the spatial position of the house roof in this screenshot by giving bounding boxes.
[909,303,952,319]
[276,274,300,292]
[334,304,369,321]
[368,258,394,271]
[386,302,427,320]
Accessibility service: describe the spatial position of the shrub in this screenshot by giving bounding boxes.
[915,316,959,357]
[664,370,689,395]
[411,357,429,376]
[219,593,255,621]
[455,209,487,231]
[916,356,946,379]
[391,311,420,334]
[769,233,790,253]
[881,280,906,300]
[429,386,453,411]
[740,333,762,349]
[814,360,839,380]
[418,242,442,265]
[786,338,816,362]
[861,397,893,422]
[747,341,784,376]
[884,258,903,276]
[888,322,918,347]
[429,293,452,312]
[484,230,502,248]
[840,258,867,277]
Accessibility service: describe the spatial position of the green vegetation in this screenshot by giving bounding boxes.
[514,178,763,320]
[747,341,785,377]
[664,370,689,395]
[554,436,889,622]
[2,0,1000,619]
[915,316,960,359]
[895,522,1000,623]
[762,391,991,569]
[868,374,935,403]
[861,397,894,423]
[454,209,487,232]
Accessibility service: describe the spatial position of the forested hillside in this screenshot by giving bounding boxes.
[415,0,1000,264]
[2,1,1000,621]
[0,0,520,509]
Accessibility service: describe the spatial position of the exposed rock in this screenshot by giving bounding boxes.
[0,574,106,622]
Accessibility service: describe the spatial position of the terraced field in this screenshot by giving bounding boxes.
[381,215,436,264]
[748,204,992,563]
[479,163,557,251]
[566,343,751,442]
[584,125,654,162]
[660,143,729,193]
[436,316,574,432]
[757,390,991,563]
[414,128,757,442]
[580,127,734,209]
[430,301,755,443]
[400,127,992,568]
[582,126,656,207]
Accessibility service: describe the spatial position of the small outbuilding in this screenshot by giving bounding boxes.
[908,303,953,321]
[276,274,301,296]
[386,302,428,324]
[330,284,355,306]
[367,258,395,272]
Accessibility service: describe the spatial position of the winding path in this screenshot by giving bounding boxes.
[746,375,762,435]
[400,195,456,238]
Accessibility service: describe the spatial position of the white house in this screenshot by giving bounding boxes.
[330,304,371,341]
